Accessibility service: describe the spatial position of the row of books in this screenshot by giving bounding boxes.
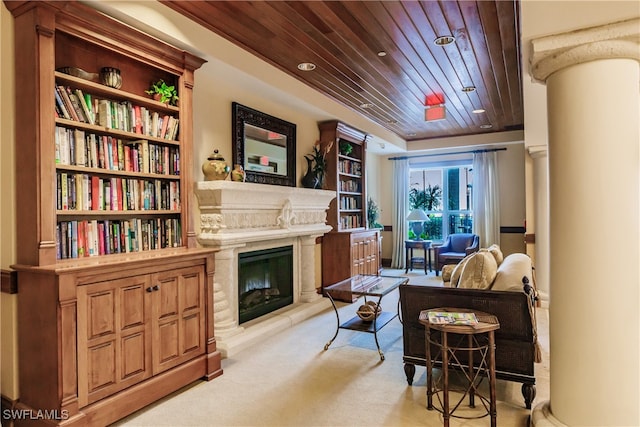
[57,173,180,211]
[338,159,362,176]
[339,179,361,193]
[56,218,182,259]
[339,196,360,210]
[340,214,362,229]
[55,127,180,175]
[54,84,180,141]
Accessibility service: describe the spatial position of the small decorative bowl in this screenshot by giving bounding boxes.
[100,67,122,89]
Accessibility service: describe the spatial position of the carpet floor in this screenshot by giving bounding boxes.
[112,269,550,427]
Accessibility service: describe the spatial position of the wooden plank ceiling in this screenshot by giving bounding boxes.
[161,0,523,142]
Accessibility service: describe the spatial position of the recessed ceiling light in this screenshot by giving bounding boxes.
[377,51,387,57]
[406,133,416,137]
[434,35,455,46]
[480,124,493,129]
[387,119,398,124]
[360,103,375,109]
[297,62,316,71]
[472,108,486,114]
[462,86,476,92]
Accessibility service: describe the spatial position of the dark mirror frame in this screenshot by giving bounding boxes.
[232,102,296,187]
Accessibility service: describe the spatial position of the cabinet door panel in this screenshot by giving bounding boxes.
[122,331,147,379]
[87,341,116,393]
[183,313,202,353]
[158,275,180,319]
[78,275,152,407]
[157,319,180,364]
[87,291,116,338]
[152,266,205,374]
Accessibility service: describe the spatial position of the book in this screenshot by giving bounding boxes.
[98,99,112,128]
[54,87,71,120]
[67,89,87,123]
[74,88,94,124]
[427,311,479,326]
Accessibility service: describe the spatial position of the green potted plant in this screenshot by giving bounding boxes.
[367,197,382,229]
[145,79,179,106]
[339,141,353,156]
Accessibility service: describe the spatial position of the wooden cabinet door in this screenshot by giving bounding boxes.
[350,231,380,277]
[350,235,365,276]
[151,266,206,374]
[77,274,152,407]
[363,233,380,275]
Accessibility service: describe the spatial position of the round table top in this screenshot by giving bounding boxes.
[418,307,500,334]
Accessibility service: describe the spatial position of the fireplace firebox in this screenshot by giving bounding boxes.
[238,246,294,324]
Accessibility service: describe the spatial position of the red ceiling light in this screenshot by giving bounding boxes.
[425,93,446,121]
[425,93,445,106]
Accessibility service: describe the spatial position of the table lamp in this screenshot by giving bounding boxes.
[407,209,430,240]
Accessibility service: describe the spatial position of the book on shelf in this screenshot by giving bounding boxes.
[74,88,94,124]
[426,311,479,326]
[54,87,71,120]
[66,88,87,123]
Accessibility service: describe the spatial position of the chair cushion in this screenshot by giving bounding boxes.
[487,244,504,266]
[492,253,532,291]
[457,249,498,290]
[438,251,466,259]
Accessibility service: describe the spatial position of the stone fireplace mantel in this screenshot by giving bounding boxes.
[194,181,335,357]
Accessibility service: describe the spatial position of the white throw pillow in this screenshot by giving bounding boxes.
[492,253,532,291]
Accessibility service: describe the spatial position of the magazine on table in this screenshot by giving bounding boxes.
[427,311,479,325]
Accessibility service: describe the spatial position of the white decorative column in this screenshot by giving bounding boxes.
[528,146,550,307]
[211,247,244,338]
[530,19,640,427]
[300,235,321,302]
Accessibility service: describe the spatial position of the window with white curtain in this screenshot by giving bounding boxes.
[409,162,473,242]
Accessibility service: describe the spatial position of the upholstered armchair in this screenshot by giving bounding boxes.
[433,233,480,275]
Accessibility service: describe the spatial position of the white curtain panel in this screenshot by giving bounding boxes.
[472,151,501,247]
[391,159,409,268]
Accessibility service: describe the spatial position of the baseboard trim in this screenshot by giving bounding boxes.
[1,394,18,427]
[1,270,17,294]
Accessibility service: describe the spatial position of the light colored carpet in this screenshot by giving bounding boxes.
[112,269,549,427]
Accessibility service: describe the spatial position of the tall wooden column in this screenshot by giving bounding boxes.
[530,18,640,426]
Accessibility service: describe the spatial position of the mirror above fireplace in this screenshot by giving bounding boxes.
[232,102,296,187]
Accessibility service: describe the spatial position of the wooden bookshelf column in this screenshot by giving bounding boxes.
[318,121,381,302]
[5,1,222,426]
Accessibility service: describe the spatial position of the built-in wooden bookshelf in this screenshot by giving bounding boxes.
[318,120,381,301]
[5,1,222,425]
[319,120,370,232]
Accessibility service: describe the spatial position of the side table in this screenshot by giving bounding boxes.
[405,240,432,274]
[419,308,500,427]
